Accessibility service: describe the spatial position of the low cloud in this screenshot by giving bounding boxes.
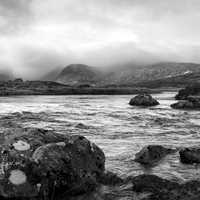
[0,0,200,79]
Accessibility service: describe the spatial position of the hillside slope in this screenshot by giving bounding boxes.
[56,64,103,85]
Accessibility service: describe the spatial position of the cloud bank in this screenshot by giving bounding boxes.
[0,0,200,79]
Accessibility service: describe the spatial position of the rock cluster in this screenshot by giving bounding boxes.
[175,84,200,100]
[129,93,159,107]
[171,96,200,109]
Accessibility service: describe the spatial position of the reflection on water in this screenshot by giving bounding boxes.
[0,92,200,199]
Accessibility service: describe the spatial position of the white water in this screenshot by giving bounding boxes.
[0,92,200,184]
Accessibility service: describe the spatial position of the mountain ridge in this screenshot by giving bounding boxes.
[49,62,200,87]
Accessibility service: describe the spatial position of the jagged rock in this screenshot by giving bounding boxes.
[171,96,200,109]
[180,147,200,164]
[134,145,176,165]
[129,94,159,107]
[0,128,105,199]
[132,174,200,200]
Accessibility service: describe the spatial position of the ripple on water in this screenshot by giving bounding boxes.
[1,92,200,199]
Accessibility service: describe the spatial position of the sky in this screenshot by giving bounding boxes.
[0,0,200,79]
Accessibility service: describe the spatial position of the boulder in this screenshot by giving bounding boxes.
[129,94,159,107]
[134,145,176,165]
[171,96,200,109]
[175,84,200,100]
[180,147,200,164]
[132,174,200,200]
[0,128,105,199]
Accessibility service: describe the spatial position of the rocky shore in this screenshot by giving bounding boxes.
[0,123,200,200]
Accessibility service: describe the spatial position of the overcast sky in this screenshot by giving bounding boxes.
[0,0,200,78]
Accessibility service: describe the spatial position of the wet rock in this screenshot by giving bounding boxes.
[171,96,200,110]
[0,128,105,199]
[132,174,179,193]
[175,84,200,100]
[132,174,200,200]
[98,171,124,185]
[129,94,159,107]
[179,147,200,164]
[135,145,176,166]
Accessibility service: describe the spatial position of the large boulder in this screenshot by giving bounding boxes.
[175,84,200,100]
[171,96,200,109]
[0,128,105,199]
[129,94,159,107]
[132,174,200,200]
[179,147,200,164]
[134,145,176,166]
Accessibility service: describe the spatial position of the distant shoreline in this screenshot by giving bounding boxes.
[0,84,180,97]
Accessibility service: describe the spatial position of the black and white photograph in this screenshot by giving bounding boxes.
[0,0,200,199]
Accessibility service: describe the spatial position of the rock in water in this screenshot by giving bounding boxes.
[132,174,179,193]
[0,128,105,199]
[171,96,200,110]
[180,147,200,164]
[129,93,159,107]
[132,174,200,200]
[134,145,176,166]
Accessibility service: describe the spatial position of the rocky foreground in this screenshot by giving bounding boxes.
[0,125,200,200]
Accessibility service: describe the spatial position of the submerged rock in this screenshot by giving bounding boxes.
[180,147,200,164]
[171,96,200,110]
[0,128,105,199]
[132,174,200,200]
[135,145,176,166]
[129,93,159,107]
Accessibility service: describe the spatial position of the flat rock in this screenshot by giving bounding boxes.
[129,94,159,107]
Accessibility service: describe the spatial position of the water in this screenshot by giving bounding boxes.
[0,92,200,199]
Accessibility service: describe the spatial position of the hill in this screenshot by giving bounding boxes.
[56,64,103,85]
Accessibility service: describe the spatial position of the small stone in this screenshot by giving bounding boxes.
[13,140,30,151]
[37,183,41,191]
[8,170,27,185]
[56,142,66,147]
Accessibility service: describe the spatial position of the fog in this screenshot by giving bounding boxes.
[0,0,200,79]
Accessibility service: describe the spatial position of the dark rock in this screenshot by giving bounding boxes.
[135,145,176,166]
[180,147,200,164]
[132,174,179,193]
[132,174,200,200]
[175,84,200,100]
[171,96,200,109]
[98,171,124,186]
[129,94,159,107]
[0,128,105,199]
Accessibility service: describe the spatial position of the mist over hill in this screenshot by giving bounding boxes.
[41,62,200,87]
